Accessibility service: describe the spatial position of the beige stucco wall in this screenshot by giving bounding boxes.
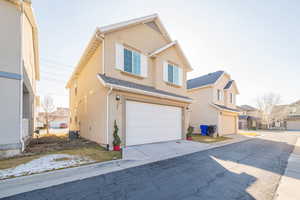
[0,78,21,147]
[103,21,189,97]
[0,1,21,74]
[188,87,219,133]
[69,45,108,145]
[0,1,22,151]
[22,13,36,93]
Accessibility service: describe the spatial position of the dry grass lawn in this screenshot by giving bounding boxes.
[191,134,231,143]
[0,134,121,170]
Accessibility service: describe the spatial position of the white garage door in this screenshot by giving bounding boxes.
[287,121,300,130]
[126,101,182,146]
[221,115,236,135]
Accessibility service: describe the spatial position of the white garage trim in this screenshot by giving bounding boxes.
[125,100,182,146]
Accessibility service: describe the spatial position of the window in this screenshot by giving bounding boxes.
[217,89,221,101]
[124,48,141,75]
[167,63,180,85]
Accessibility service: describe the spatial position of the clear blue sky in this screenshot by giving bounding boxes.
[33,0,300,107]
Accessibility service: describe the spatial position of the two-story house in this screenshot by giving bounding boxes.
[187,71,240,135]
[0,0,39,157]
[237,105,262,130]
[66,14,193,149]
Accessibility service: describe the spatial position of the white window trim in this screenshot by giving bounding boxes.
[164,62,183,86]
[124,47,141,75]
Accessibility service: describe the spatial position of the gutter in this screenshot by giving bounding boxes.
[210,103,240,114]
[106,86,113,150]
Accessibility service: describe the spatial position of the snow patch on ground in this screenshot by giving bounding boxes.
[0,154,94,179]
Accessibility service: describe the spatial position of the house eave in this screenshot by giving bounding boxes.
[97,76,192,103]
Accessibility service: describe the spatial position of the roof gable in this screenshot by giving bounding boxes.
[224,80,239,94]
[187,71,224,89]
[98,14,172,43]
[149,40,193,71]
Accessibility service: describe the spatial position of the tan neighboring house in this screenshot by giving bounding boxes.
[187,71,240,135]
[37,107,69,129]
[66,14,193,149]
[284,100,300,131]
[0,0,39,157]
[237,105,262,130]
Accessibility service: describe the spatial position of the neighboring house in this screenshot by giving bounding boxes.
[66,14,193,149]
[285,101,300,131]
[187,71,240,135]
[0,0,39,157]
[237,105,262,130]
[37,107,69,129]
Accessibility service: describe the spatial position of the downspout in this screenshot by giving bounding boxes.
[20,1,25,151]
[106,86,113,150]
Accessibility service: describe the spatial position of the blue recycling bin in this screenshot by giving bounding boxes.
[200,125,208,136]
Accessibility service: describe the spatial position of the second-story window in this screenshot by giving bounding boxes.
[164,62,182,86]
[115,43,148,77]
[124,48,141,75]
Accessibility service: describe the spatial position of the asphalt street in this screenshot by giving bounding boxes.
[1,133,297,200]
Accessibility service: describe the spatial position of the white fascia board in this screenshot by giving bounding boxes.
[99,14,158,33]
[210,103,240,114]
[149,41,177,57]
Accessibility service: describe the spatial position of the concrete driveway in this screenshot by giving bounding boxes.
[122,140,211,162]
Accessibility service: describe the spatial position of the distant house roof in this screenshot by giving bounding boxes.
[239,105,257,111]
[98,74,192,102]
[187,71,224,89]
[211,103,240,113]
[224,80,234,89]
[239,115,260,120]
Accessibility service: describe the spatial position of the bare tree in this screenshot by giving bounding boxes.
[41,96,56,134]
[256,93,281,129]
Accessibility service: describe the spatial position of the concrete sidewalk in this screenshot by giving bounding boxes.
[275,138,300,200]
[0,134,251,198]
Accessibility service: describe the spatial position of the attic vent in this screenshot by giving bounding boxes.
[145,21,162,34]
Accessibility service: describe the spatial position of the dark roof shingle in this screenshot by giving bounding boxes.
[187,71,224,89]
[98,74,191,101]
[224,80,234,89]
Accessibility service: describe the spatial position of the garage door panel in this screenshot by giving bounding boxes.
[126,101,182,146]
[287,121,300,130]
[221,115,236,135]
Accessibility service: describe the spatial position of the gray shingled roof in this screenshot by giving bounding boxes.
[224,80,234,89]
[98,74,191,100]
[187,71,224,89]
[239,105,257,111]
[213,103,240,112]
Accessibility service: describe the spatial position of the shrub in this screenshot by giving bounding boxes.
[187,126,194,138]
[113,120,121,146]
